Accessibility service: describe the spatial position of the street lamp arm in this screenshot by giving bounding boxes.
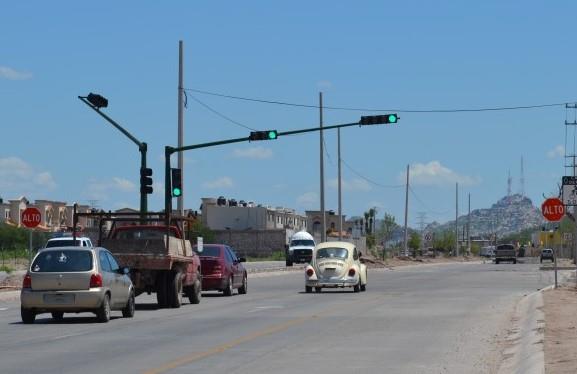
[78,96,144,149]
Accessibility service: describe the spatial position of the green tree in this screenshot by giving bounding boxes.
[186,220,215,244]
[432,230,456,256]
[408,231,421,256]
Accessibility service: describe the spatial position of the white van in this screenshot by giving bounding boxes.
[286,231,315,266]
[44,236,94,249]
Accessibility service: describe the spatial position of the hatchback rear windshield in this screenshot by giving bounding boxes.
[46,239,83,248]
[316,247,348,260]
[196,246,221,257]
[291,240,315,247]
[31,250,93,272]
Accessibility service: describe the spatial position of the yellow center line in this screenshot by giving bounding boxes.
[143,314,316,374]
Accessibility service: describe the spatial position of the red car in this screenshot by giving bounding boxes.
[194,244,247,296]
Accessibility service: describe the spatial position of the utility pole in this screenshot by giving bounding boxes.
[455,182,459,256]
[337,127,342,240]
[403,165,409,256]
[565,103,577,272]
[468,193,471,256]
[319,92,326,242]
[177,40,185,216]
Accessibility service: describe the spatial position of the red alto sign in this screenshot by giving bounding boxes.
[541,198,565,222]
[21,207,42,228]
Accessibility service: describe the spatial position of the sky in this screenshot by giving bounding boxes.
[1,1,576,228]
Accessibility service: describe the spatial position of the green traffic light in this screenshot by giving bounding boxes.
[173,187,182,197]
[387,114,398,123]
[267,131,277,140]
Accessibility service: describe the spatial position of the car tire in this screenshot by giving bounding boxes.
[286,258,293,267]
[156,272,168,308]
[354,278,361,293]
[122,291,135,318]
[305,286,312,293]
[315,287,322,293]
[21,307,36,324]
[223,276,233,297]
[51,311,64,321]
[495,259,499,264]
[187,276,202,305]
[238,273,247,295]
[168,271,183,308]
[513,259,517,264]
[96,294,111,323]
[540,258,543,264]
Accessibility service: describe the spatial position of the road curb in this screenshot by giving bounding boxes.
[497,287,550,374]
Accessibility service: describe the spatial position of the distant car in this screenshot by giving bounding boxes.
[540,248,554,263]
[494,244,517,264]
[194,244,247,296]
[44,236,93,249]
[305,241,367,293]
[20,246,135,324]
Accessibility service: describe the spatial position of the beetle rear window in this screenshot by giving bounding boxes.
[31,250,93,272]
[316,247,348,260]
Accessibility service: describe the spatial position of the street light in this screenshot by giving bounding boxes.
[78,93,150,215]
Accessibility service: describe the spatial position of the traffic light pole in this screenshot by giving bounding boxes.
[78,96,149,216]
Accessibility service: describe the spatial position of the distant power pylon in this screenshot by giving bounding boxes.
[520,156,525,197]
[507,170,512,197]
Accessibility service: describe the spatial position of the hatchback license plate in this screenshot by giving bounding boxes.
[43,294,74,305]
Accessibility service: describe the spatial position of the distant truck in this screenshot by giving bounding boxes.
[73,210,202,308]
[494,244,517,264]
[286,231,316,266]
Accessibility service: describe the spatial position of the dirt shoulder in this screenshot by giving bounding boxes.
[543,285,577,374]
[361,254,481,269]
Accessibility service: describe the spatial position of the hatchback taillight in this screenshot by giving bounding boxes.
[348,268,356,277]
[22,274,32,289]
[90,273,103,288]
[306,268,314,277]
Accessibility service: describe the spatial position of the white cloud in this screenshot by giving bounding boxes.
[0,157,56,190]
[233,147,273,160]
[296,192,318,207]
[0,66,32,80]
[202,177,233,189]
[547,145,565,159]
[328,178,372,192]
[400,161,481,186]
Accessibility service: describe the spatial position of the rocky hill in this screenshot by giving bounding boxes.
[426,194,544,237]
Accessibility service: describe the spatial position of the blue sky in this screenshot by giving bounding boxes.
[1,1,576,227]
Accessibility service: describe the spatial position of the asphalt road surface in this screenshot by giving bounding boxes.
[0,261,553,374]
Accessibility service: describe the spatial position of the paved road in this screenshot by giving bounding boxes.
[0,261,553,374]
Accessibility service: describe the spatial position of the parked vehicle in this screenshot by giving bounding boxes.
[286,231,315,266]
[194,244,247,296]
[73,210,202,309]
[20,246,135,324]
[540,248,554,263]
[494,244,517,264]
[480,246,495,258]
[305,241,367,293]
[45,236,93,249]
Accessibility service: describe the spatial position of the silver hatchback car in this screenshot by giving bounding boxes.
[20,246,135,324]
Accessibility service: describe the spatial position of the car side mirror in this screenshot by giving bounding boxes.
[238,257,246,263]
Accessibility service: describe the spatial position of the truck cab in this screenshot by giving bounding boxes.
[286,231,315,266]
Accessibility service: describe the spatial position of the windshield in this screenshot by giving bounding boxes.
[46,239,82,248]
[291,239,315,247]
[316,247,348,260]
[31,250,93,272]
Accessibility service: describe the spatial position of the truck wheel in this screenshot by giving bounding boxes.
[315,287,322,293]
[238,273,247,295]
[495,259,499,264]
[286,258,293,267]
[168,271,183,308]
[51,312,64,321]
[96,294,111,323]
[223,276,233,296]
[187,277,202,305]
[513,259,517,264]
[122,291,135,318]
[156,272,168,308]
[305,286,312,293]
[21,307,36,324]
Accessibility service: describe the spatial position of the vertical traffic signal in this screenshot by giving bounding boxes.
[140,167,153,194]
[359,114,399,125]
[171,168,182,197]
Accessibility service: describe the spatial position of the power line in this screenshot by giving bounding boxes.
[341,159,404,189]
[409,186,451,216]
[185,87,570,114]
[188,94,257,131]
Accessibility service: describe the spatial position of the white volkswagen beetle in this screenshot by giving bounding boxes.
[305,241,367,293]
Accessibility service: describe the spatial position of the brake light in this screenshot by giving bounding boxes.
[22,274,32,289]
[348,268,356,277]
[90,273,103,288]
[306,268,314,277]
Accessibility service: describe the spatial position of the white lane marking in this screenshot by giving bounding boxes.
[247,305,284,313]
[0,308,8,311]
